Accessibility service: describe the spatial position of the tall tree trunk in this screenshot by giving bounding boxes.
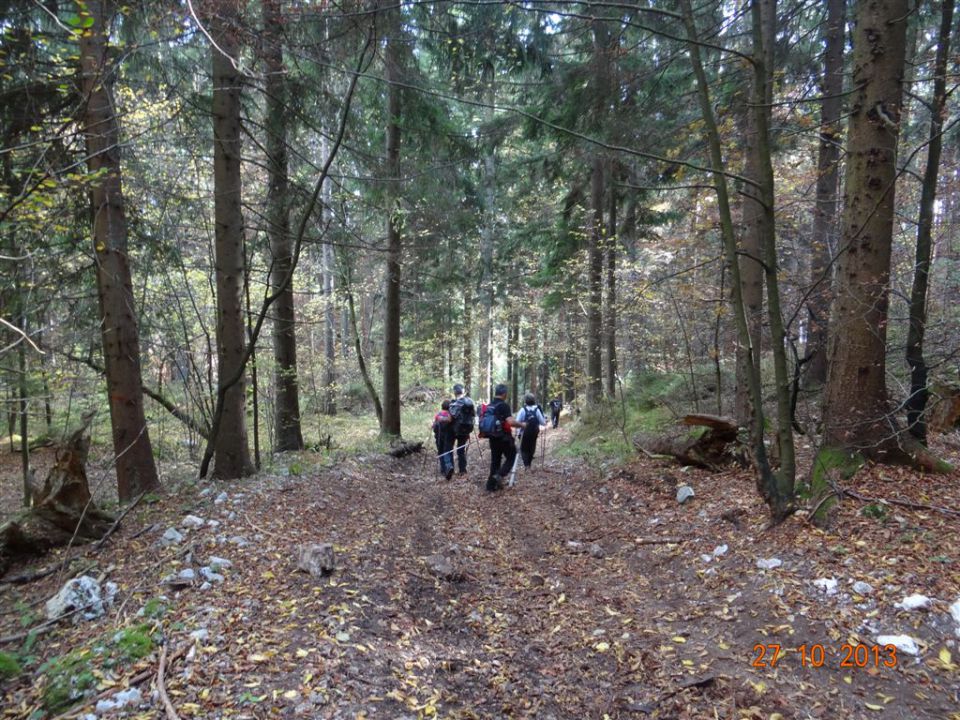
[751,0,796,514]
[734,87,764,425]
[462,288,473,392]
[806,0,846,386]
[347,286,383,425]
[208,0,254,478]
[604,160,618,398]
[819,0,946,472]
[380,0,402,437]
[905,0,954,444]
[477,78,496,403]
[508,316,519,403]
[562,307,576,404]
[585,156,604,407]
[80,0,159,499]
[680,0,788,522]
[264,0,304,451]
[321,138,337,416]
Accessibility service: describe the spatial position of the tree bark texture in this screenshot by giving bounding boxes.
[806,0,845,386]
[321,136,337,416]
[586,155,604,407]
[751,0,795,515]
[462,288,473,393]
[209,0,254,478]
[905,0,954,443]
[80,0,159,500]
[604,160,618,398]
[679,0,785,520]
[264,0,304,451]
[477,85,496,403]
[380,0,402,437]
[821,0,913,461]
[734,89,764,426]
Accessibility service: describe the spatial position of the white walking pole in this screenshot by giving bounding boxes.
[507,432,522,487]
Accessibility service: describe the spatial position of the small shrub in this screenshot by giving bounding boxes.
[140,598,167,619]
[40,650,96,711]
[110,624,155,664]
[0,651,22,679]
[861,503,888,521]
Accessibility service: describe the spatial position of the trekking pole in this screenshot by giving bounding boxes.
[472,431,486,462]
[507,431,522,487]
[539,427,546,469]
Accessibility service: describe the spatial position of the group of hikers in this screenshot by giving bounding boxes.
[431,383,563,492]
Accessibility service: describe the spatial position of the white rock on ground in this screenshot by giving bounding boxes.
[852,581,874,595]
[214,491,228,505]
[178,569,196,581]
[46,576,116,621]
[199,567,225,583]
[950,598,960,636]
[756,558,783,570]
[180,515,205,529]
[876,634,920,656]
[813,577,838,595]
[713,545,728,557]
[895,594,932,611]
[207,556,233,570]
[95,687,143,713]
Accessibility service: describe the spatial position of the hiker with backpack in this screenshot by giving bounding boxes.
[478,384,519,492]
[431,399,455,480]
[517,394,547,469]
[548,397,563,429]
[448,383,475,475]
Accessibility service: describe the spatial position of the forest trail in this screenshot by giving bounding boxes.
[2,430,959,719]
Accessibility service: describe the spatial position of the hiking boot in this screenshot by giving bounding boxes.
[486,475,501,492]
[445,468,454,481]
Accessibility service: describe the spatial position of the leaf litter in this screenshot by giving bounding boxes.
[1,430,959,719]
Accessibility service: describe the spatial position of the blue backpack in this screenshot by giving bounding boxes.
[478,403,505,439]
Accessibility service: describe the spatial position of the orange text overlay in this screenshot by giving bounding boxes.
[752,643,899,669]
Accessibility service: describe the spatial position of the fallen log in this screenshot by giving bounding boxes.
[387,441,424,458]
[639,414,743,471]
[0,414,114,576]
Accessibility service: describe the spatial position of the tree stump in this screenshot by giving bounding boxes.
[0,415,114,576]
[640,414,744,471]
[928,383,960,434]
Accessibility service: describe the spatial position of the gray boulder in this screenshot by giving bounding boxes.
[46,575,117,621]
[676,485,695,504]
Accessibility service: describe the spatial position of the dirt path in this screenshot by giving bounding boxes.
[2,429,958,719]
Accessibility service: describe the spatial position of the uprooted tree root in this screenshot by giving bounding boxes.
[639,414,746,471]
[0,416,113,576]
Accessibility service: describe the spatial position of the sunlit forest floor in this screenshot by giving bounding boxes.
[2,424,960,719]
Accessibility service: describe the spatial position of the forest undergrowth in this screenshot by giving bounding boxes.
[1,423,959,719]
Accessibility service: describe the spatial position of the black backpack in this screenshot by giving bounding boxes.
[521,406,542,435]
[450,397,476,437]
